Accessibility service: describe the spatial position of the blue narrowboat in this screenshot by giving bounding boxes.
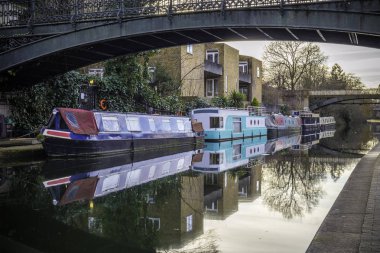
[191,108,267,141]
[41,108,203,157]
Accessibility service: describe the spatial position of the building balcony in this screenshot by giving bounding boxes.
[204,60,223,77]
[239,71,251,84]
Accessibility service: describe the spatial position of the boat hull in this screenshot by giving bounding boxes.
[43,136,202,157]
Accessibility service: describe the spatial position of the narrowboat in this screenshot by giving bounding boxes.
[265,114,301,139]
[192,137,267,173]
[41,108,203,157]
[191,108,267,141]
[292,109,321,133]
[42,148,201,205]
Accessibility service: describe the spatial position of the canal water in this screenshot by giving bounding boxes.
[0,125,378,253]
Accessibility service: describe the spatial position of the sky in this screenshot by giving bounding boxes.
[226,41,380,88]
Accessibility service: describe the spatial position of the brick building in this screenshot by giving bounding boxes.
[147,43,263,103]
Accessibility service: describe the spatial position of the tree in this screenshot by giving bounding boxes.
[263,42,327,90]
[327,63,364,90]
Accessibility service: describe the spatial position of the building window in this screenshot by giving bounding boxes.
[210,117,223,128]
[88,68,104,78]
[239,61,248,73]
[239,86,248,99]
[205,201,218,212]
[148,66,156,83]
[187,44,193,54]
[206,50,219,63]
[205,174,218,185]
[186,215,193,232]
[210,153,223,165]
[257,67,260,78]
[233,117,242,133]
[206,79,218,97]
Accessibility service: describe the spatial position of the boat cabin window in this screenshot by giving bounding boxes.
[210,117,223,128]
[210,153,223,165]
[59,115,69,130]
[233,117,242,133]
[176,120,185,131]
[102,116,120,132]
[161,119,171,131]
[125,117,141,132]
[148,118,156,131]
[102,174,120,192]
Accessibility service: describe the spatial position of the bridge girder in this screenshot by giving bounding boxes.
[0,0,380,88]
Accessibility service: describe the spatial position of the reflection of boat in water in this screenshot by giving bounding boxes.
[41,108,202,157]
[265,114,301,139]
[264,134,302,155]
[43,148,201,205]
[291,129,336,151]
[192,136,267,173]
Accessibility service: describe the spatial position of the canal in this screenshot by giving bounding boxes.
[0,125,378,253]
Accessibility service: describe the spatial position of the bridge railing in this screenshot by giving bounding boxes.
[309,89,380,96]
[0,0,343,28]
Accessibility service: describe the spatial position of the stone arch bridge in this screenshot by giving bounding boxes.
[280,89,380,111]
[0,0,379,88]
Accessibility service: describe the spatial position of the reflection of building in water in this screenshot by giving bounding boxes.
[203,171,238,220]
[147,174,204,250]
[238,165,262,202]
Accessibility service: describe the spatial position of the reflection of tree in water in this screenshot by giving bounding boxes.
[262,151,358,219]
[263,153,325,219]
[159,230,219,253]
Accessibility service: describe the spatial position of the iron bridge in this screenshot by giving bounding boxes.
[0,0,380,88]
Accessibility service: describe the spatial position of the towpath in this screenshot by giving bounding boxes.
[307,138,380,252]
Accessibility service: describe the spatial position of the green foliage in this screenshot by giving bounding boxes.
[154,64,182,96]
[100,54,184,114]
[251,97,260,106]
[9,71,84,132]
[184,97,211,114]
[211,96,228,108]
[280,104,290,115]
[227,91,246,108]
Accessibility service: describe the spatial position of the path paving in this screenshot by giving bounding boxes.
[307,141,380,253]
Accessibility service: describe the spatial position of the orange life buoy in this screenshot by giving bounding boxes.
[99,99,107,111]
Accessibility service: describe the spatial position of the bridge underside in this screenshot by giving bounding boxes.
[0,1,380,89]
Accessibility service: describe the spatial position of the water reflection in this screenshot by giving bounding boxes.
[0,127,370,252]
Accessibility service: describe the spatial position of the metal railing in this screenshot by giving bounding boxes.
[0,0,344,28]
[309,89,380,96]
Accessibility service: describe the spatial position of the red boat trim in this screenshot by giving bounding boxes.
[43,177,71,187]
[44,129,71,139]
